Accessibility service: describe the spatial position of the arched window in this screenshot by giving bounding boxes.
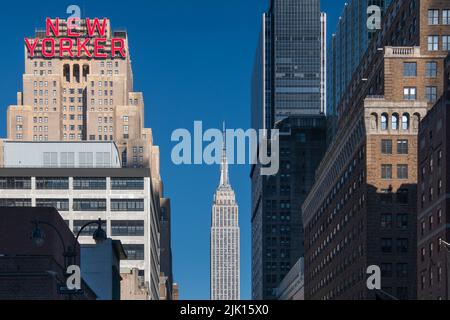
[392,113,399,130]
[402,113,410,130]
[381,113,388,130]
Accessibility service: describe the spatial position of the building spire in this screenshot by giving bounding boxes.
[220,122,229,186]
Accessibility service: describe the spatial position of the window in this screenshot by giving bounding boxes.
[381,114,388,130]
[123,244,144,260]
[428,36,439,51]
[111,199,145,211]
[381,263,393,277]
[73,199,107,211]
[397,140,409,154]
[443,36,450,50]
[397,189,409,204]
[391,114,399,130]
[0,198,32,207]
[36,199,69,211]
[381,165,392,179]
[36,177,69,190]
[402,114,410,130]
[381,238,393,253]
[111,220,145,236]
[111,178,144,190]
[397,238,409,253]
[381,140,392,154]
[403,87,416,100]
[403,62,417,77]
[428,10,439,25]
[73,220,107,236]
[0,177,32,189]
[381,214,393,229]
[444,10,450,24]
[397,214,408,229]
[73,178,107,190]
[396,264,408,278]
[397,165,409,179]
[426,62,438,78]
[426,86,438,103]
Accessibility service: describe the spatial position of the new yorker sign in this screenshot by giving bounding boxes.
[25,18,126,59]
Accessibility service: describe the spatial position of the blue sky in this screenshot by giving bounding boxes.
[0,0,345,299]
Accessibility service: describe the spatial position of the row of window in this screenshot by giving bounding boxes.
[381,238,409,253]
[381,139,408,154]
[0,177,144,190]
[73,220,144,237]
[403,61,438,78]
[380,213,409,229]
[0,198,144,212]
[420,238,445,263]
[381,164,409,180]
[428,9,450,25]
[91,80,114,87]
[420,266,445,293]
[420,208,443,237]
[99,61,120,69]
[33,80,56,88]
[380,263,409,278]
[427,35,450,51]
[403,86,438,103]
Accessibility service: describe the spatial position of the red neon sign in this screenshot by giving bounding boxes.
[25,18,126,59]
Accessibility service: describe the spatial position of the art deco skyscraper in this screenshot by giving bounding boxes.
[210,134,240,300]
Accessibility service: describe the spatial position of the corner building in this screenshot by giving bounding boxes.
[302,0,450,300]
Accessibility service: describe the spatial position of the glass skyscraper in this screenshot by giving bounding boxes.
[252,0,323,131]
[326,0,393,119]
[251,0,324,300]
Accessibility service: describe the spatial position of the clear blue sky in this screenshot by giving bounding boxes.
[0,0,345,299]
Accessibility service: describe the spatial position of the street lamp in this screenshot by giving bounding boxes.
[31,218,107,268]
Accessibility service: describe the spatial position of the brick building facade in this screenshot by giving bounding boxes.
[302,0,450,300]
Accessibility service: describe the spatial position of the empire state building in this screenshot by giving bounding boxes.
[210,133,240,300]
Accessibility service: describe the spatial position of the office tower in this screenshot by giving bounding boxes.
[251,0,326,300]
[252,0,322,131]
[326,0,393,119]
[0,17,173,300]
[211,136,240,300]
[417,53,450,300]
[302,0,450,300]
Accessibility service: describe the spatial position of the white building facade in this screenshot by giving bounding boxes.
[210,140,240,300]
[0,166,160,300]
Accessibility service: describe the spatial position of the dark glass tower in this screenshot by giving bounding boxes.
[251,0,325,300]
[327,0,393,119]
